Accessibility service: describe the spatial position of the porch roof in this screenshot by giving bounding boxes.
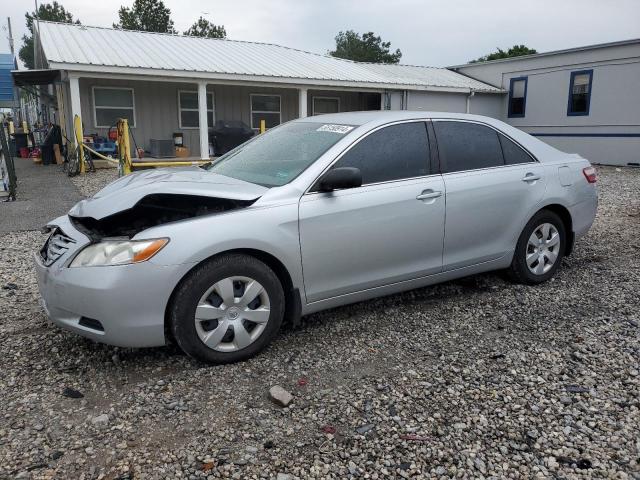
[37,22,502,94]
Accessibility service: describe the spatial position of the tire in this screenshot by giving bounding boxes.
[170,254,285,364]
[507,210,566,285]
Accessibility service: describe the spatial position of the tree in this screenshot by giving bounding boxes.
[329,30,402,64]
[184,16,226,39]
[470,45,537,63]
[114,0,176,34]
[19,1,80,69]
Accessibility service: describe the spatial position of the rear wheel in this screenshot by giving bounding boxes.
[508,210,566,284]
[170,254,285,364]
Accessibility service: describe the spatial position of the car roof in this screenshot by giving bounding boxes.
[296,110,567,162]
[296,110,502,127]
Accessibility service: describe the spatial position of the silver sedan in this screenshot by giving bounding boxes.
[35,112,598,364]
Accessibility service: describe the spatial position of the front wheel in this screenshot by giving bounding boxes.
[507,210,566,285]
[169,254,285,364]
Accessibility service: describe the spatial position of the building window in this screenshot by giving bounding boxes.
[178,91,214,128]
[93,87,135,128]
[313,96,340,115]
[251,94,281,129]
[567,70,593,116]
[508,77,527,118]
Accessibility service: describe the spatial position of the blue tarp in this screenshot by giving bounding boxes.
[0,53,16,102]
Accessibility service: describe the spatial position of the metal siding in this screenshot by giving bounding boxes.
[77,79,305,152]
[406,91,468,112]
[0,54,15,102]
[38,22,500,92]
[452,42,640,166]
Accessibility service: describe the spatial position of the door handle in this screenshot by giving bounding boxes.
[522,173,541,183]
[416,190,442,201]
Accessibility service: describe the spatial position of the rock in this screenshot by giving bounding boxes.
[62,387,84,399]
[348,461,357,475]
[474,457,487,474]
[263,440,274,449]
[576,459,592,469]
[33,423,44,431]
[276,474,291,480]
[560,396,573,405]
[2,282,18,290]
[566,385,590,393]
[51,451,64,460]
[355,423,375,434]
[90,414,109,426]
[245,446,258,454]
[268,386,293,407]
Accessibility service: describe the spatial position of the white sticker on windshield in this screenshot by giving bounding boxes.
[317,124,354,134]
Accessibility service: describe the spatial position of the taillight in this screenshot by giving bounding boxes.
[583,166,597,183]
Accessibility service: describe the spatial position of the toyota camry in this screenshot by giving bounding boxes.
[35,112,598,364]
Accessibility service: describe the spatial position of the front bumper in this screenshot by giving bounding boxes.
[34,216,195,348]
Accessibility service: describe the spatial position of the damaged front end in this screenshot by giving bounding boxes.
[71,193,256,241]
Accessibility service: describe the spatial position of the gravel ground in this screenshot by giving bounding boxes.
[1,166,638,479]
[69,168,118,198]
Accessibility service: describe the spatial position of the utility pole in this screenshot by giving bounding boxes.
[6,17,14,56]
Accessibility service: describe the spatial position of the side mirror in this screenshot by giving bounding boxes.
[318,167,362,192]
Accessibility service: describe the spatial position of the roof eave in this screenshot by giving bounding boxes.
[448,37,640,69]
[50,62,503,94]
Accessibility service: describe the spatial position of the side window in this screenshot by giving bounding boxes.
[433,121,504,173]
[567,70,593,116]
[333,122,430,184]
[499,134,535,165]
[508,77,527,118]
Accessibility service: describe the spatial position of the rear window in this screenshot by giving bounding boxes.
[434,121,504,173]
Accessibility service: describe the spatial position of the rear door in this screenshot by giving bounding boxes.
[432,120,547,270]
[299,121,445,303]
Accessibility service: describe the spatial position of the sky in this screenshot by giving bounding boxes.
[2,0,640,67]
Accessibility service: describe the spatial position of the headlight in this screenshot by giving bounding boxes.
[70,238,169,267]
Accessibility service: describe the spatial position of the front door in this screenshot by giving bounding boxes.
[299,121,445,303]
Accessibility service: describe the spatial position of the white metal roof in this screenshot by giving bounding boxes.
[37,22,501,93]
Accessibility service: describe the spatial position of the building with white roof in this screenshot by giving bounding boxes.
[22,21,502,159]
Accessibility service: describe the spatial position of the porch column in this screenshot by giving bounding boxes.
[197,80,209,159]
[69,74,81,129]
[298,87,308,118]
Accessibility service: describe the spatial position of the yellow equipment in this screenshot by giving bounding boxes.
[71,115,211,176]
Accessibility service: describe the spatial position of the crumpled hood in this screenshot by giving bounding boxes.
[69,167,268,220]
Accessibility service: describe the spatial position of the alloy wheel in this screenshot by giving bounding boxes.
[194,276,270,352]
[526,223,560,275]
